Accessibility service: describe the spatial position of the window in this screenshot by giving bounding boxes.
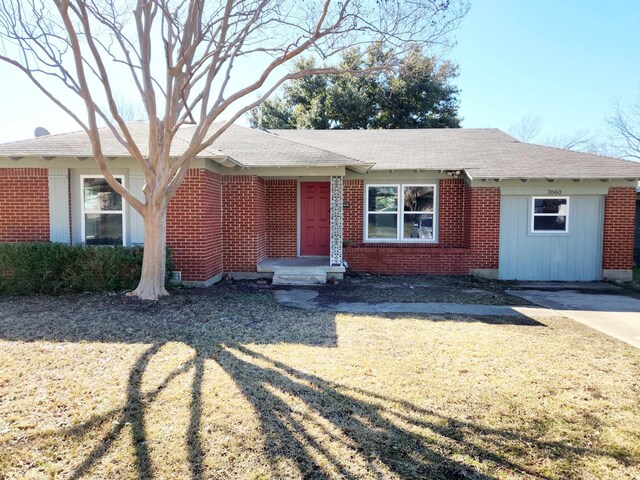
[531,197,569,232]
[366,184,436,242]
[81,176,125,245]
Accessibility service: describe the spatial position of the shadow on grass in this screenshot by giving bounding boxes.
[0,289,628,479]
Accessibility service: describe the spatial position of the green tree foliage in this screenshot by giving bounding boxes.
[249,47,461,130]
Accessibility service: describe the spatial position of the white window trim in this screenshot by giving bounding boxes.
[364,183,438,243]
[80,175,127,246]
[531,196,570,234]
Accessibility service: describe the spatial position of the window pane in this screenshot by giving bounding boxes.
[404,186,434,212]
[368,186,398,212]
[534,198,567,214]
[85,213,123,245]
[367,214,397,239]
[403,213,434,239]
[533,215,567,231]
[84,178,123,211]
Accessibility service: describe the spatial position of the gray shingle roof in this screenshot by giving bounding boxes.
[0,122,371,171]
[1,122,639,179]
[271,128,640,179]
[0,122,198,158]
[178,124,372,169]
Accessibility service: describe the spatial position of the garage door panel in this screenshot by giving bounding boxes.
[499,196,603,281]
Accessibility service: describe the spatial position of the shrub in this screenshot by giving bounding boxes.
[0,243,173,295]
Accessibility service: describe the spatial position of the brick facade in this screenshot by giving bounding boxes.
[343,179,501,275]
[167,169,223,282]
[465,186,501,271]
[2,166,637,281]
[343,179,365,245]
[222,175,267,272]
[439,178,466,247]
[265,179,297,258]
[603,186,636,271]
[144,177,640,279]
[0,168,49,242]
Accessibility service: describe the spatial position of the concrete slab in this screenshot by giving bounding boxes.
[273,289,320,309]
[332,302,535,316]
[273,289,535,317]
[258,257,345,273]
[272,274,327,285]
[508,282,622,292]
[507,289,640,348]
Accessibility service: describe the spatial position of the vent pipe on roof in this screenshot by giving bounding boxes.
[34,127,50,137]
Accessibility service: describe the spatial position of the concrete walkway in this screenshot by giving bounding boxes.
[273,287,640,349]
[507,289,640,349]
[273,289,545,317]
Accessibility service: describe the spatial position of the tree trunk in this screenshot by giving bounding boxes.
[129,203,169,300]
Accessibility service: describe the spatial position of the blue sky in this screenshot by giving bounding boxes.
[0,0,638,143]
[451,0,640,139]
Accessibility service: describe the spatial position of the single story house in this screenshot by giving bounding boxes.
[0,122,639,284]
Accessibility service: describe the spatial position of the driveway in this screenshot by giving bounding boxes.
[507,288,640,348]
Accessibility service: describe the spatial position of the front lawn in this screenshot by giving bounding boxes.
[1,283,639,479]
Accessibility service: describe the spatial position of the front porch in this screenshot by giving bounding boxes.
[257,175,345,285]
[257,256,345,285]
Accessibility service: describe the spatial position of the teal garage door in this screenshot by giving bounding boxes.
[499,196,604,281]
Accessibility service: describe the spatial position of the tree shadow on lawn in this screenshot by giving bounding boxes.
[0,290,628,479]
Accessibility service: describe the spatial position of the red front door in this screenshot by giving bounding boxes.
[300,182,330,256]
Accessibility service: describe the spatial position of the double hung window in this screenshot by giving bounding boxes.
[81,176,125,245]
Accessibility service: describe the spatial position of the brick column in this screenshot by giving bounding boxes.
[439,178,465,247]
[167,169,223,284]
[222,175,266,272]
[343,179,364,246]
[465,185,501,278]
[265,179,297,258]
[602,186,636,282]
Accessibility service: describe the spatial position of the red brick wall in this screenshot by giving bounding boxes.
[344,179,365,245]
[0,168,49,242]
[438,178,466,247]
[343,179,500,274]
[344,245,470,274]
[265,179,297,258]
[465,186,501,270]
[167,169,223,282]
[603,186,636,270]
[222,175,266,271]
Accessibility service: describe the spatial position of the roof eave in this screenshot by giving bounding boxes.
[473,175,640,181]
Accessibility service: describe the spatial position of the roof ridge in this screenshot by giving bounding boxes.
[251,126,373,166]
[0,120,149,147]
[194,122,374,167]
[268,127,509,133]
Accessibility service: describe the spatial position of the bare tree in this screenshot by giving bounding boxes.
[111,94,146,122]
[608,95,640,160]
[510,114,609,155]
[0,0,468,299]
[508,114,542,142]
[544,131,610,156]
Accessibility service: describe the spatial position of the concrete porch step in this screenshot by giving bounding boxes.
[272,273,327,285]
[258,256,345,285]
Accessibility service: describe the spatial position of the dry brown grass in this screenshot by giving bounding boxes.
[0,283,639,479]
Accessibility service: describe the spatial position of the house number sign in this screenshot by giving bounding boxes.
[547,189,562,195]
